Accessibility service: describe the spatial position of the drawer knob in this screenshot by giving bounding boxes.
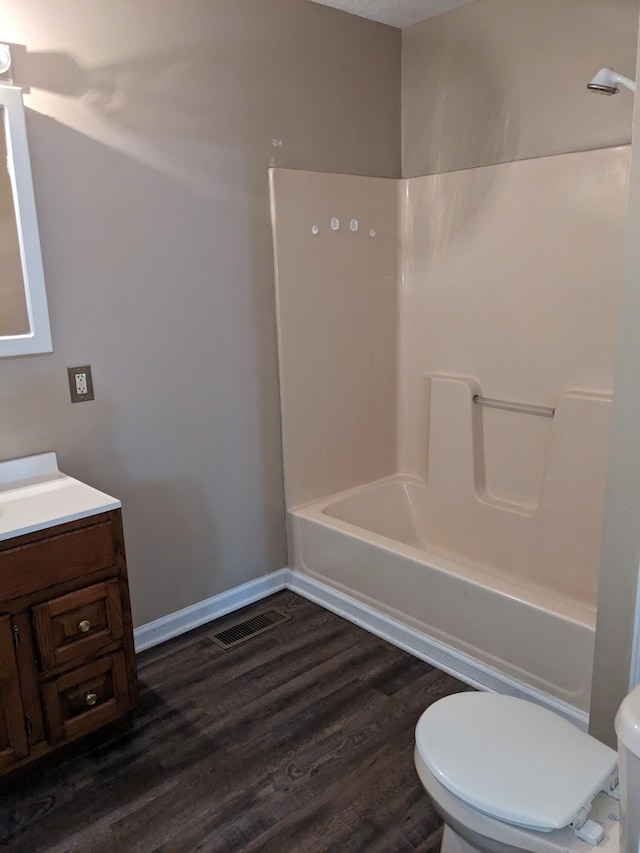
[85,692,98,706]
[78,620,91,633]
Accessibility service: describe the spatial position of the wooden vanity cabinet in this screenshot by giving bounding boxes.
[0,509,138,774]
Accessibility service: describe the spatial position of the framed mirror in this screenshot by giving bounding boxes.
[0,83,52,356]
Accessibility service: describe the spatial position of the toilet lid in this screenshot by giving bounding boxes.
[415,692,617,831]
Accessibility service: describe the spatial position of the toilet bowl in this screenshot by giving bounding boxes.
[414,688,640,852]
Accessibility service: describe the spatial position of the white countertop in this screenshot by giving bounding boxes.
[0,452,121,542]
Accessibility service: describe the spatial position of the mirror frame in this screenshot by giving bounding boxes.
[0,83,52,356]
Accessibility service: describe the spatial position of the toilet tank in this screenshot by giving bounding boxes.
[615,683,640,853]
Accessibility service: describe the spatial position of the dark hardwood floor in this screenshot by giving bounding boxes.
[0,590,469,852]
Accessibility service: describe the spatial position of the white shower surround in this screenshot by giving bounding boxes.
[270,145,630,720]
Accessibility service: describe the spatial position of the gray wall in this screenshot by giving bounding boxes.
[0,0,400,626]
[402,0,639,176]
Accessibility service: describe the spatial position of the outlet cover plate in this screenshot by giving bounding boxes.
[67,365,94,403]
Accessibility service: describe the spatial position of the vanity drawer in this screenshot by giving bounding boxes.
[0,522,116,600]
[41,652,130,744]
[32,580,124,672]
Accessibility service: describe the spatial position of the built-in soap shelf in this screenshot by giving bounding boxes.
[423,374,612,514]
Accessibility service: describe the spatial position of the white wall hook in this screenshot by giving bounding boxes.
[331,217,340,231]
[350,219,359,232]
[311,225,319,235]
[369,229,376,238]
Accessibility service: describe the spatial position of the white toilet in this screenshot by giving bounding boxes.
[414,686,640,852]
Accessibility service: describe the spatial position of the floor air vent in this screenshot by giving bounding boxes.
[208,608,291,650]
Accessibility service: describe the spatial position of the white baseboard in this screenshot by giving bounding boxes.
[133,565,587,730]
[133,568,288,653]
[287,569,589,731]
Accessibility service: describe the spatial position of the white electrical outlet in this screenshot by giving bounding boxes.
[75,372,88,395]
[67,365,94,402]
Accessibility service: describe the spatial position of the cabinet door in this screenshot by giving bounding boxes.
[0,616,28,769]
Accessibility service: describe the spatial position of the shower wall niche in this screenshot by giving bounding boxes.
[270,146,631,714]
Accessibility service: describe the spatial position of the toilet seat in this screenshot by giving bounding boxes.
[414,747,620,853]
[415,693,617,832]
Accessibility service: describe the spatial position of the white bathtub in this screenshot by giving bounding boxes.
[289,476,596,715]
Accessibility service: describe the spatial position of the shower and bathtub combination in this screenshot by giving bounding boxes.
[269,143,630,725]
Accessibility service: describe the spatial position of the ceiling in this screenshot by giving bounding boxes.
[309,0,476,28]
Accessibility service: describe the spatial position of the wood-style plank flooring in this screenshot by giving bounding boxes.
[0,591,469,852]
